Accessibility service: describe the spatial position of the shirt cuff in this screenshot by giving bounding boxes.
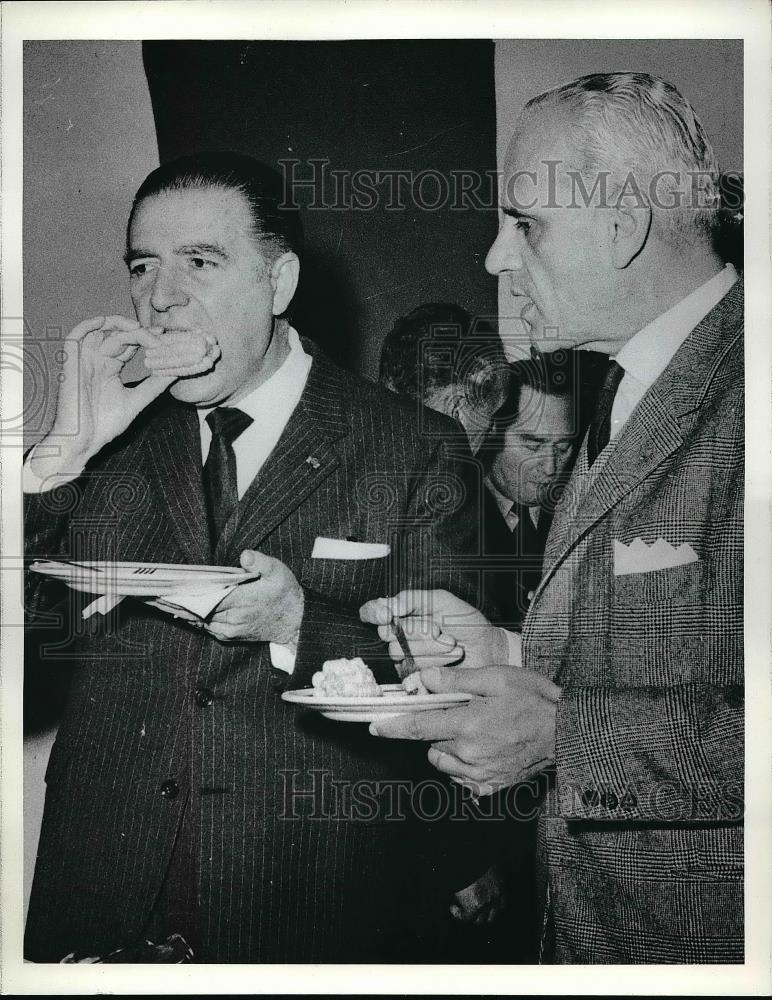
[22,442,86,494]
[501,627,523,667]
[269,642,297,675]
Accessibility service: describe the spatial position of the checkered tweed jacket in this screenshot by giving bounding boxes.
[24,342,482,963]
[522,281,744,963]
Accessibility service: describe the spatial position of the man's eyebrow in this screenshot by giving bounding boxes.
[123,243,231,266]
[123,247,154,265]
[501,206,533,220]
[519,432,573,442]
[177,243,230,260]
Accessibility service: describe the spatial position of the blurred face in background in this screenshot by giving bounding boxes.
[488,384,575,506]
[425,365,509,455]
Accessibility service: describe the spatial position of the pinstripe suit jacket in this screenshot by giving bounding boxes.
[24,342,482,963]
[523,281,744,963]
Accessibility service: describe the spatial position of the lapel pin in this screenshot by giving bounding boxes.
[305,455,321,470]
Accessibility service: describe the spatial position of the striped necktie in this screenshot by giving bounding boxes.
[203,406,253,545]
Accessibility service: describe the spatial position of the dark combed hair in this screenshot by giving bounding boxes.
[481,348,609,461]
[497,350,571,409]
[128,151,303,261]
[379,302,508,407]
[481,351,578,457]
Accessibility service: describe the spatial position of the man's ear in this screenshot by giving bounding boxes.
[269,252,300,315]
[608,200,652,269]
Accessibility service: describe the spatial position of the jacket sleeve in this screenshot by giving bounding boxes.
[24,479,87,626]
[553,682,744,822]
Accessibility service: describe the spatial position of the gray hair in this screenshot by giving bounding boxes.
[524,72,720,244]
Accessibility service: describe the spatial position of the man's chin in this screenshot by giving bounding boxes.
[169,372,219,405]
[527,319,580,355]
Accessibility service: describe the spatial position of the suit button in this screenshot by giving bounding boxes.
[195,687,214,707]
[160,780,179,800]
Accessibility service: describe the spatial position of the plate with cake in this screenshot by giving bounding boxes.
[281,657,473,723]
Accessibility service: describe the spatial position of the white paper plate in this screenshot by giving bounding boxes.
[29,560,259,597]
[282,683,473,724]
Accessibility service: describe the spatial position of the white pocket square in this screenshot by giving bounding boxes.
[311,537,390,560]
[614,538,698,577]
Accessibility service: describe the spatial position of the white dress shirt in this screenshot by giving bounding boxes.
[197,326,311,496]
[202,327,311,674]
[497,263,738,660]
[610,263,738,440]
[485,478,540,532]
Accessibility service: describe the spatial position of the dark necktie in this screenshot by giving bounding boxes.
[586,359,625,467]
[512,503,539,555]
[505,503,547,625]
[202,407,253,544]
[512,503,546,583]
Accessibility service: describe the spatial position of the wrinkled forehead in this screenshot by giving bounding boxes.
[501,111,584,211]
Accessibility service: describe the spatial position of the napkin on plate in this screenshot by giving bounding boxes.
[81,575,260,621]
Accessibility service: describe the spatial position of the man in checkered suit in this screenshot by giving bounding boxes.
[362,72,743,963]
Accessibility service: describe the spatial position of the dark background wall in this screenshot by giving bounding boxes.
[22,41,159,440]
[142,40,500,378]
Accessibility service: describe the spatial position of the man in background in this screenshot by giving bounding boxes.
[379,302,509,453]
[481,352,595,628]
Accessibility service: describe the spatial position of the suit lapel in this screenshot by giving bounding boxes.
[216,350,349,561]
[142,399,212,565]
[537,387,683,594]
[535,279,743,600]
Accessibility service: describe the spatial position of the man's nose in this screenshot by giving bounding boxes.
[485,220,523,276]
[540,447,558,477]
[149,267,188,313]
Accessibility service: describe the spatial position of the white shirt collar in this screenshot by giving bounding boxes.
[485,478,540,531]
[615,263,738,388]
[486,477,517,524]
[197,325,310,429]
[196,325,312,497]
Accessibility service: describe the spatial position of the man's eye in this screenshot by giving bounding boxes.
[128,261,156,277]
[189,257,215,270]
[514,218,533,236]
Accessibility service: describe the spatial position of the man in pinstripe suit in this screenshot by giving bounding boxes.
[23,153,483,962]
[363,73,744,963]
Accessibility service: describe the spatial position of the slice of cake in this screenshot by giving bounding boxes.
[311,657,382,697]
